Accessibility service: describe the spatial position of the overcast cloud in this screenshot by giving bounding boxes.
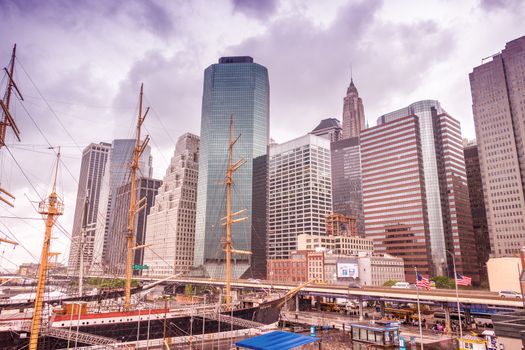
[0,0,524,268]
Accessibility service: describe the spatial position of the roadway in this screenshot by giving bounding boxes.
[46,274,525,308]
[154,277,524,308]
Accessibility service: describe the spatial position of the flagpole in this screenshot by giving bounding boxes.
[414,267,424,350]
[447,250,463,339]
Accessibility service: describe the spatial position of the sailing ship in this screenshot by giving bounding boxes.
[0,58,307,349]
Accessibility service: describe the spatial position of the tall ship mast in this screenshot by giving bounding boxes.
[0,43,22,207]
[28,151,64,350]
[124,83,150,309]
[224,114,251,309]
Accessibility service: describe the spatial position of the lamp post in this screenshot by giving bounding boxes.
[446,250,463,339]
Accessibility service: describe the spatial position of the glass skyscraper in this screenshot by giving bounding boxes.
[194,56,269,278]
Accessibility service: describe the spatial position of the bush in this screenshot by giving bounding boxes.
[383,279,398,287]
[432,276,455,289]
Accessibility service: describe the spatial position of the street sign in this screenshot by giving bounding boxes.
[132,264,149,270]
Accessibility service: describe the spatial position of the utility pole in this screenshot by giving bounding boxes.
[29,150,63,350]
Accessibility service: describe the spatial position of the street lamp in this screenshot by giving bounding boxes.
[445,249,463,339]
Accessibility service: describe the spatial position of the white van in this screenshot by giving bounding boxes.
[391,282,410,289]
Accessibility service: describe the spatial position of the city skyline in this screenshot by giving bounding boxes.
[1,0,524,266]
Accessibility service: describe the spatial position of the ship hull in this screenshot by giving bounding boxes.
[0,297,285,349]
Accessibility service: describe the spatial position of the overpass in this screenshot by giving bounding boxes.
[156,277,524,309]
[43,274,524,309]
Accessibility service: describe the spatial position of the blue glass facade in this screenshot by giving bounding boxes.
[194,57,269,278]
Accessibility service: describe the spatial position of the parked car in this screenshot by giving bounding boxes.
[499,290,522,298]
[391,282,411,289]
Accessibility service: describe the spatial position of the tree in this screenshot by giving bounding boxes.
[184,284,193,296]
[383,279,398,287]
[432,275,455,289]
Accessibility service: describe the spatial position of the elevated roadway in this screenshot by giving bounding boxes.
[157,277,524,308]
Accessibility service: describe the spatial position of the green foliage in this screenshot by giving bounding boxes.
[184,284,193,296]
[85,277,138,289]
[383,279,398,287]
[431,275,455,289]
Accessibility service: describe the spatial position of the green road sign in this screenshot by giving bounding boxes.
[132,264,149,270]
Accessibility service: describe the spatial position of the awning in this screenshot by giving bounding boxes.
[235,331,320,350]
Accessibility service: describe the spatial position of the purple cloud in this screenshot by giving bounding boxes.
[232,0,278,19]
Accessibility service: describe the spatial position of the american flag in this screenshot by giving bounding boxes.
[456,273,472,286]
[416,273,430,289]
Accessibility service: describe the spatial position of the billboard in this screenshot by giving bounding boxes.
[337,263,359,278]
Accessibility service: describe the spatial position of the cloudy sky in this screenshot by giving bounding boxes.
[0,0,524,268]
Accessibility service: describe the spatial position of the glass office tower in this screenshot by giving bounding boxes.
[194,56,269,278]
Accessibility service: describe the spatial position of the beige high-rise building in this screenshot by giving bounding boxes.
[268,134,332,260]
[67,142,111,275]
[470,35,525,257]
[143,133,199,277]
[342,78,365,139]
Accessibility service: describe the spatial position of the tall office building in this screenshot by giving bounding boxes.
[464,142,490,282]
[106,177,161,275]
[342,78,365,139]
[193,56,269,278]
[143,133,199,277]
[250,154,268,278]
[470,35,525,256]
[310,118,343,142]
[90,139,152,273]
[369,101,478,281]
[331,137,364,236]
[67,142,111,275]
[361,115,432,280]
[267,134,332,260]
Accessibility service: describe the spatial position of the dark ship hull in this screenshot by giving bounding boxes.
[0,296,285,350]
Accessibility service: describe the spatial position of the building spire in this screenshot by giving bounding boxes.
[347,64,357,95]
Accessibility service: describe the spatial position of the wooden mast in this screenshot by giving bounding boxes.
[124,83,150,310]
[78,189,89,297]
[225,115,234,308]
[0,44,21,148]
[223,114,249,309]
[0,44,22,208]
[0,237,17,246]
[29,149,63,350]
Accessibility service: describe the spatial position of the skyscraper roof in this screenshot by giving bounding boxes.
[311,118,341,132]
[347,79,358,94]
